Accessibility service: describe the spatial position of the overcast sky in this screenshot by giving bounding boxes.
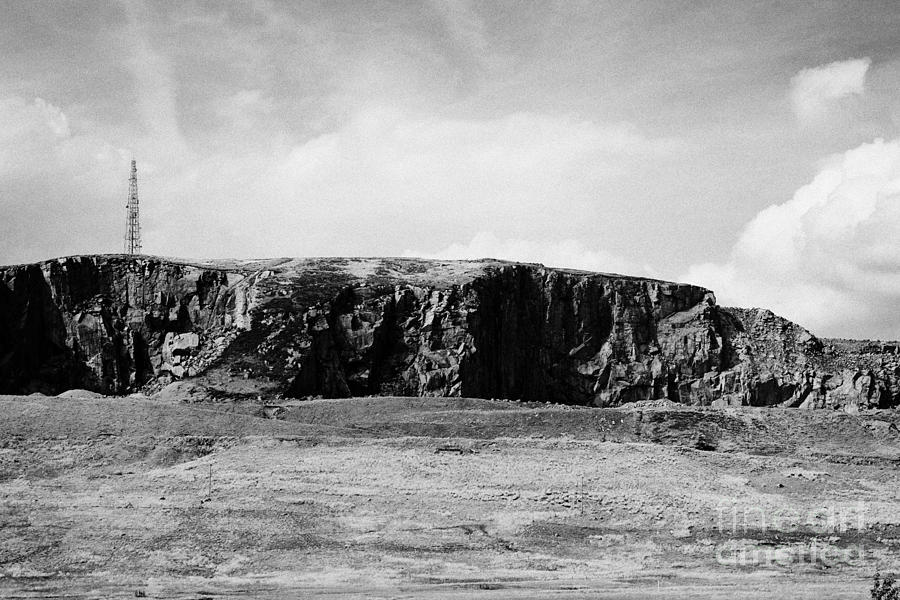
[2,1,900,338]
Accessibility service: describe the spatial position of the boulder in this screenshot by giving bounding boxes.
[161,332,201,367]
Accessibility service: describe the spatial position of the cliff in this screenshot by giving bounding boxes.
[0,254,896,410]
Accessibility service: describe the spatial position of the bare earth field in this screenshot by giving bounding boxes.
[2,395,900,598]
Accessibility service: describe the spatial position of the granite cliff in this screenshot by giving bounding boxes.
[0,254,896,410]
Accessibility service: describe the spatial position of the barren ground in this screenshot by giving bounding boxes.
[2,395,900,598]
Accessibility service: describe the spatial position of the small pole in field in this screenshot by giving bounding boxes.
[580,476,585,517]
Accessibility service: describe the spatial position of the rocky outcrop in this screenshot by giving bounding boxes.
[0,254,897,410]
[283,264,717,405]
[0,255,255,394]
[673,307,900,411]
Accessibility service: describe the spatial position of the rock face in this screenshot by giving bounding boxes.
[284,264,717,405]
[0,256,249,395]
[0,254,897,410]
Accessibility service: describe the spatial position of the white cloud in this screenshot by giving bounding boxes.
[430,0,489,57]
[214,89,274,130]
[0,97,70,172]
[0,93,680,266]
[790,58,871,123]
[121,0,192,164]
[0,97,124,184]
[148,107,680,260]
[0,96,128,263]
[405,231,654,277]
[684,137,900,339]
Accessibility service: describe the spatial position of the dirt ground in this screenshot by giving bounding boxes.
[2,395,900,598]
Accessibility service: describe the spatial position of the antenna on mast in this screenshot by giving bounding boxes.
[124,159,142,254]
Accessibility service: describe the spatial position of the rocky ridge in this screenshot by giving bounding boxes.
[0,254,896,410]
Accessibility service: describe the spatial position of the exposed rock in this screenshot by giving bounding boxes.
[1,254,898,410]
[57,389,104,398]
[162,332,200,365]
[0,255,257,394]
[152,380,217,404]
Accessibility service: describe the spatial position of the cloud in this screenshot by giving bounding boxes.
[0,87,680,266]
[790,58,871,123]
[430,0,489,57]
[120,0,191,164]
[684,137,900,339]
[0,96,124,185]
[214,89,274,130]
[0,97,128,263]
[148,107,680,260]
[404,231,653,276]
[428,0,498,73]
[0,97,69,173]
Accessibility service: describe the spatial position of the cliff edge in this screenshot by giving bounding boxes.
[0,254,896,410]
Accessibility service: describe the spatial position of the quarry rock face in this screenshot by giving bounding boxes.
[0,256,247,394]
[0,254,897,410]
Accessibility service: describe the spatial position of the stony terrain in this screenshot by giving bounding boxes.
[2,393,900,598]
[2,255,898,411]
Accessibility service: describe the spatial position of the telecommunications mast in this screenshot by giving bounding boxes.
[124,159,141,254]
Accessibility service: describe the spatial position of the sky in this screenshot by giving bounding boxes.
[2,1,900,338]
